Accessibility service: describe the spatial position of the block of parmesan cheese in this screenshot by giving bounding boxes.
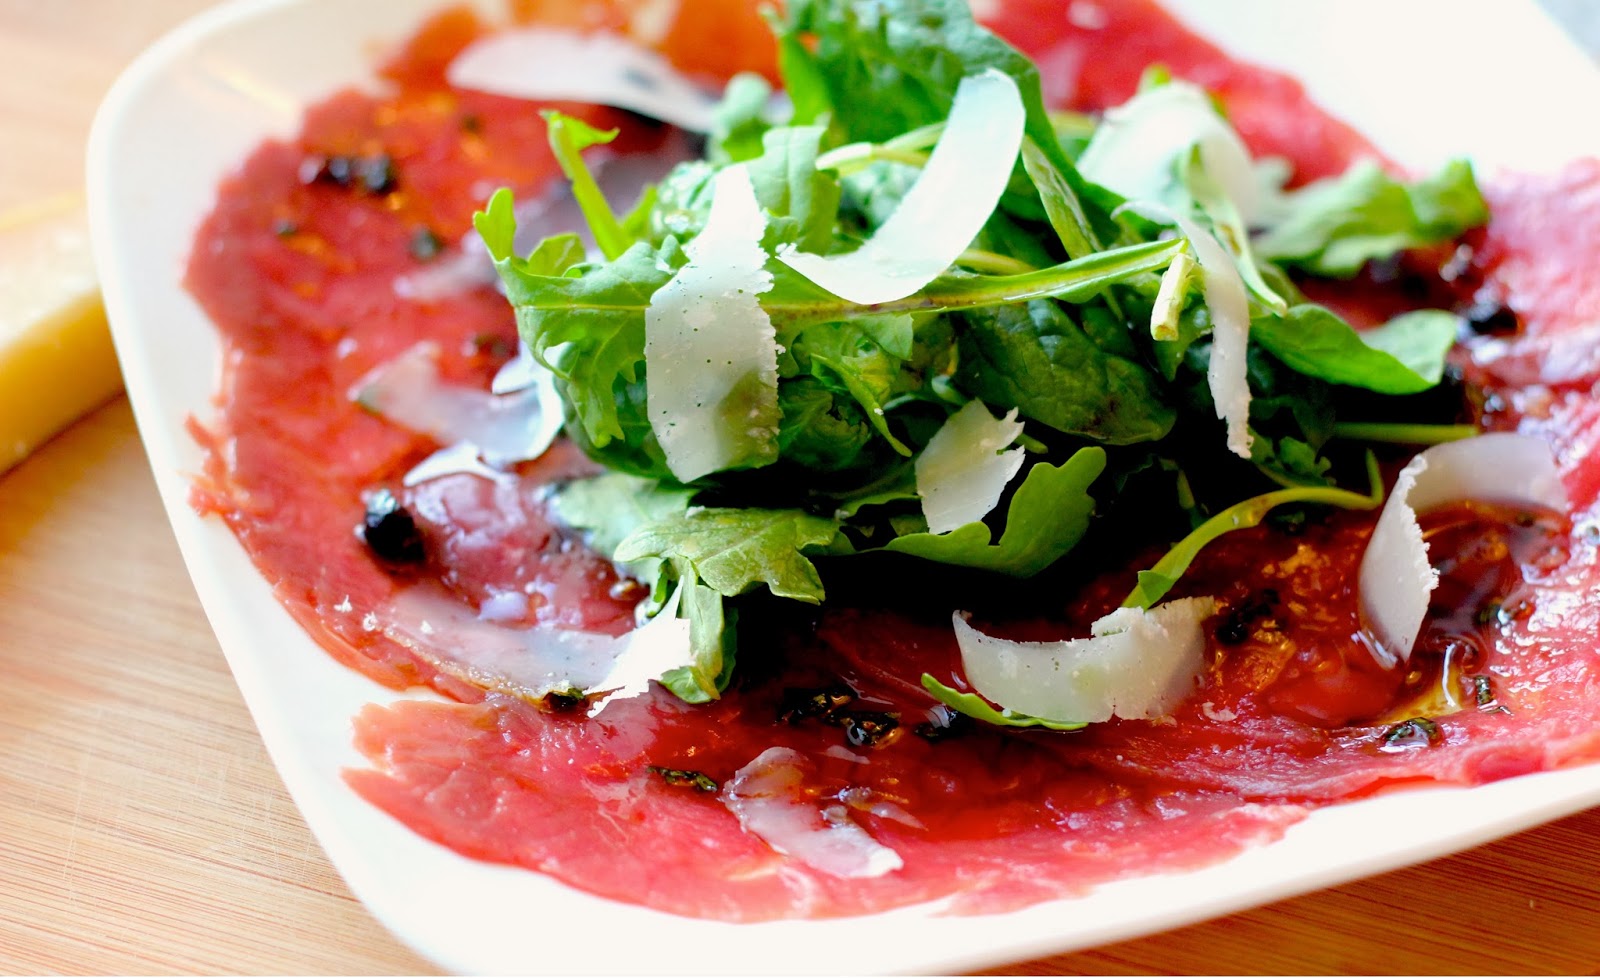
[0,194,123,475]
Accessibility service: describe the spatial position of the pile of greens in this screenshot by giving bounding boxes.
[471,0,1487,713]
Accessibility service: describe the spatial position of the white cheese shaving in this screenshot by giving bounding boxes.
[644,164,780,483]
[1125,203,1253,459]
[382,585,629,699]
[775,68,1025,305]
[1358,433,1567,667]
[446,27,718,133]
[915,400,1026,535]
[952,597,1218,723]
[722,747,903,879]
[586,586,693,716]
[1079,81,1264,225]
[1178,212,1254,459]
[380,583,694,709]
[351,342,563,469]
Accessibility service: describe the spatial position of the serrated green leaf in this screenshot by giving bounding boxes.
[885,447,1105,576]
[615,508,842,602]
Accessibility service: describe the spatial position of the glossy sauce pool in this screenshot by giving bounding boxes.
[187,0,1600,921]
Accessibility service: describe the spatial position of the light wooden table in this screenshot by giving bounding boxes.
[3,2,1600,974]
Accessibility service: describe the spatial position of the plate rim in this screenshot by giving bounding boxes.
[86,0,1600,973]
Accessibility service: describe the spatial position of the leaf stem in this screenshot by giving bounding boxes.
[956,247,1037,275]
[815,122,943,174]
[1332,421,1478,445]
[500,237,1184,325]
[1121,451,1384,609]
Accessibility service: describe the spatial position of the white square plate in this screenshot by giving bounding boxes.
[87,0,1600,972]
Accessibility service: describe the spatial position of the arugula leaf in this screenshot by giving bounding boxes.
[473,192,585,274]
[1251,305,1458,395]
[614,508,843,602]
[496,240,678,455]
[1020,137,1102,260]
[921,674,1087,730]
[1121,452,1383,609]
[954,299,1175,444]
[648,161,717,244]
[777,0,1102,230]
[550,473,695,590]
[1255,158,1489,277]
[541,110,635,261]
[885,448,1105,576]
[709,73,775,165]
[522,233,587,276]
[775,378,877,472]
[780,0,1045,144]
[492,204,1182,335]
[792,316,916,455]
[658,579,737,703]
[744,125,843,252]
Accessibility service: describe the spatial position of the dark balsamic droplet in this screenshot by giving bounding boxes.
[362,489,426,565]
[1459,300,1519,336]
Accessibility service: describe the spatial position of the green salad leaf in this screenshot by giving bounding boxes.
[885,448,1105,576]
[1250,305,1459,395]
[1256,159,1489,277]
[465,0,1491,720]
[921,675,1088,731]
[614,508,843,604]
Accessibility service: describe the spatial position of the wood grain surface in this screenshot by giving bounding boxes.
[2,2,1599,975]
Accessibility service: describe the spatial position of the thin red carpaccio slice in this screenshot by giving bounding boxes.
[346,690,1306,919]
[185,0,1600,923]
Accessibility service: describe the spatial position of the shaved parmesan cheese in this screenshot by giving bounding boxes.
[645,165,779,483]
[490,340,542,395]
[1079,81,1264,225]
[380,583,693,710]
[401,442,509,488]
[722,747,903,879]
[1358,433,1567,667]
[952,598,1218,724]
[1125,203,1253,458]
[586,586,693,715]
[915,400,1026,535]
[1180,213,1254,459]
[381,585,630,700]
[351,342,563,469]
[776,68,1025,305]
[447,28,718,133]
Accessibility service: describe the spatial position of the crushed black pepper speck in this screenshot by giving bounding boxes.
[272,218,299,238]
[1380,717,1441,751]
[362,489,426,565]
[649,766,719,792]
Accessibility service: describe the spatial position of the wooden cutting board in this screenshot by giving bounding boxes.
[3,2,1599,974]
